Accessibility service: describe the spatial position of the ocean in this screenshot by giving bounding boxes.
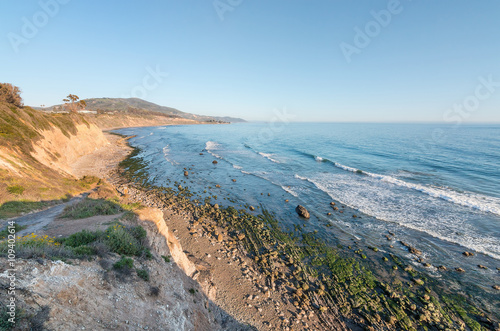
[116,122,500,301]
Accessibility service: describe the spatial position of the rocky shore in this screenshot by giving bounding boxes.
[104,132,499,331]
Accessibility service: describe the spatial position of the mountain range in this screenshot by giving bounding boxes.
[39,98,246,123]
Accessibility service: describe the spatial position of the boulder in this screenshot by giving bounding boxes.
[184,171,189,176]
[462,251,474,257]
[212,160,218,164]
[295,205,310,219]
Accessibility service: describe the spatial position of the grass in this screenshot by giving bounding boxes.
[0,223,27,239]
[0,222,151,262]
[7,185,24,195]
[0,200,49,219]
[61,198,123,219]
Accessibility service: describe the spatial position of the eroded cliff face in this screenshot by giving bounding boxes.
[30,123,109,176]
[0,207,246,330]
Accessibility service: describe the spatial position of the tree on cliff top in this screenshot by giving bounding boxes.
[63,94,86,113]
[0,83,23,107]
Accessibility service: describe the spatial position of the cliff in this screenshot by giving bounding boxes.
[0,102,109,204]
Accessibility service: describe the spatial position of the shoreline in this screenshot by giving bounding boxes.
[102,132,343,330]
[104,129,499,330]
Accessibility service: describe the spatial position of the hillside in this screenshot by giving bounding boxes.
[0,101,109,207]
[43,98,247,123]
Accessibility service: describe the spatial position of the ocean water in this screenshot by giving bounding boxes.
[117,123,500,295]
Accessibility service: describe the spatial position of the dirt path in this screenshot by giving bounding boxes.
[13,194,86,237]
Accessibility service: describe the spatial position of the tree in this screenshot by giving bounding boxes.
[63,94,86,113]
[0,83,23,107]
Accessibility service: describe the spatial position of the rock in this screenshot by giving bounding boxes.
[184,171,189,176]
[330,202,335,206]
[285,199,289,203]
[493,285,500,290]
[212,160,218,164]
[478,265,488,269]
[249,206,255,211]
[199,153,203,155]
[295,205,310,219]
[237,233,245,240]
[455,268,465,273]
[438,265,447,271]
[327,212,331,216]
[232,179,236,182]
[217,234,223,242]
[352,215,357,218]
[462,251,474,257]
[215,184,221,188]
[333,207,338,211]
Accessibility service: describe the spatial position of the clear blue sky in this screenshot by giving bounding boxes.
[1,0,499,122]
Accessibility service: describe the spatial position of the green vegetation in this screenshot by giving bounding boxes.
[161,255,171,263]
[113,256,134,270]
[0,223,27,239]
[0,223,151,263]
[7,185,25,195]
[0,201,49,219]
[61,198,123,219]
[116,145,499,330]
[136,268,149,281]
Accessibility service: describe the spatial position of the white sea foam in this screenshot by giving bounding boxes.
[297,172,500,260]
[281,185,299,197]
[332,162,500,216]
[258,152,280,163]
[205,141,223,159]
[162,145,178,165]
[233,164,243,170]
[314,156,323,162]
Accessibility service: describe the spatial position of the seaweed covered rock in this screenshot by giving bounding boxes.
[295,205,310,219]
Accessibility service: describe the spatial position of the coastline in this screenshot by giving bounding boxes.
[97,132,343,330]
[97,129,499,330]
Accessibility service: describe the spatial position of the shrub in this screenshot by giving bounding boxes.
[113,257,134,270]
[60,230,101,247]
[0,83,23,107]
[0,233,74,259]
[129,226,147,241]
[149,286,160,296]
[72,245,97,256]
[61,198,123,219]
[136,268,149,281]
[7,185,25,195]
[0,223,27,239]
[161,255,171,263]
[106,224,142,256]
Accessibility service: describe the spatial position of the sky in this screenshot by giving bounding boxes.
[0,0,499,122]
